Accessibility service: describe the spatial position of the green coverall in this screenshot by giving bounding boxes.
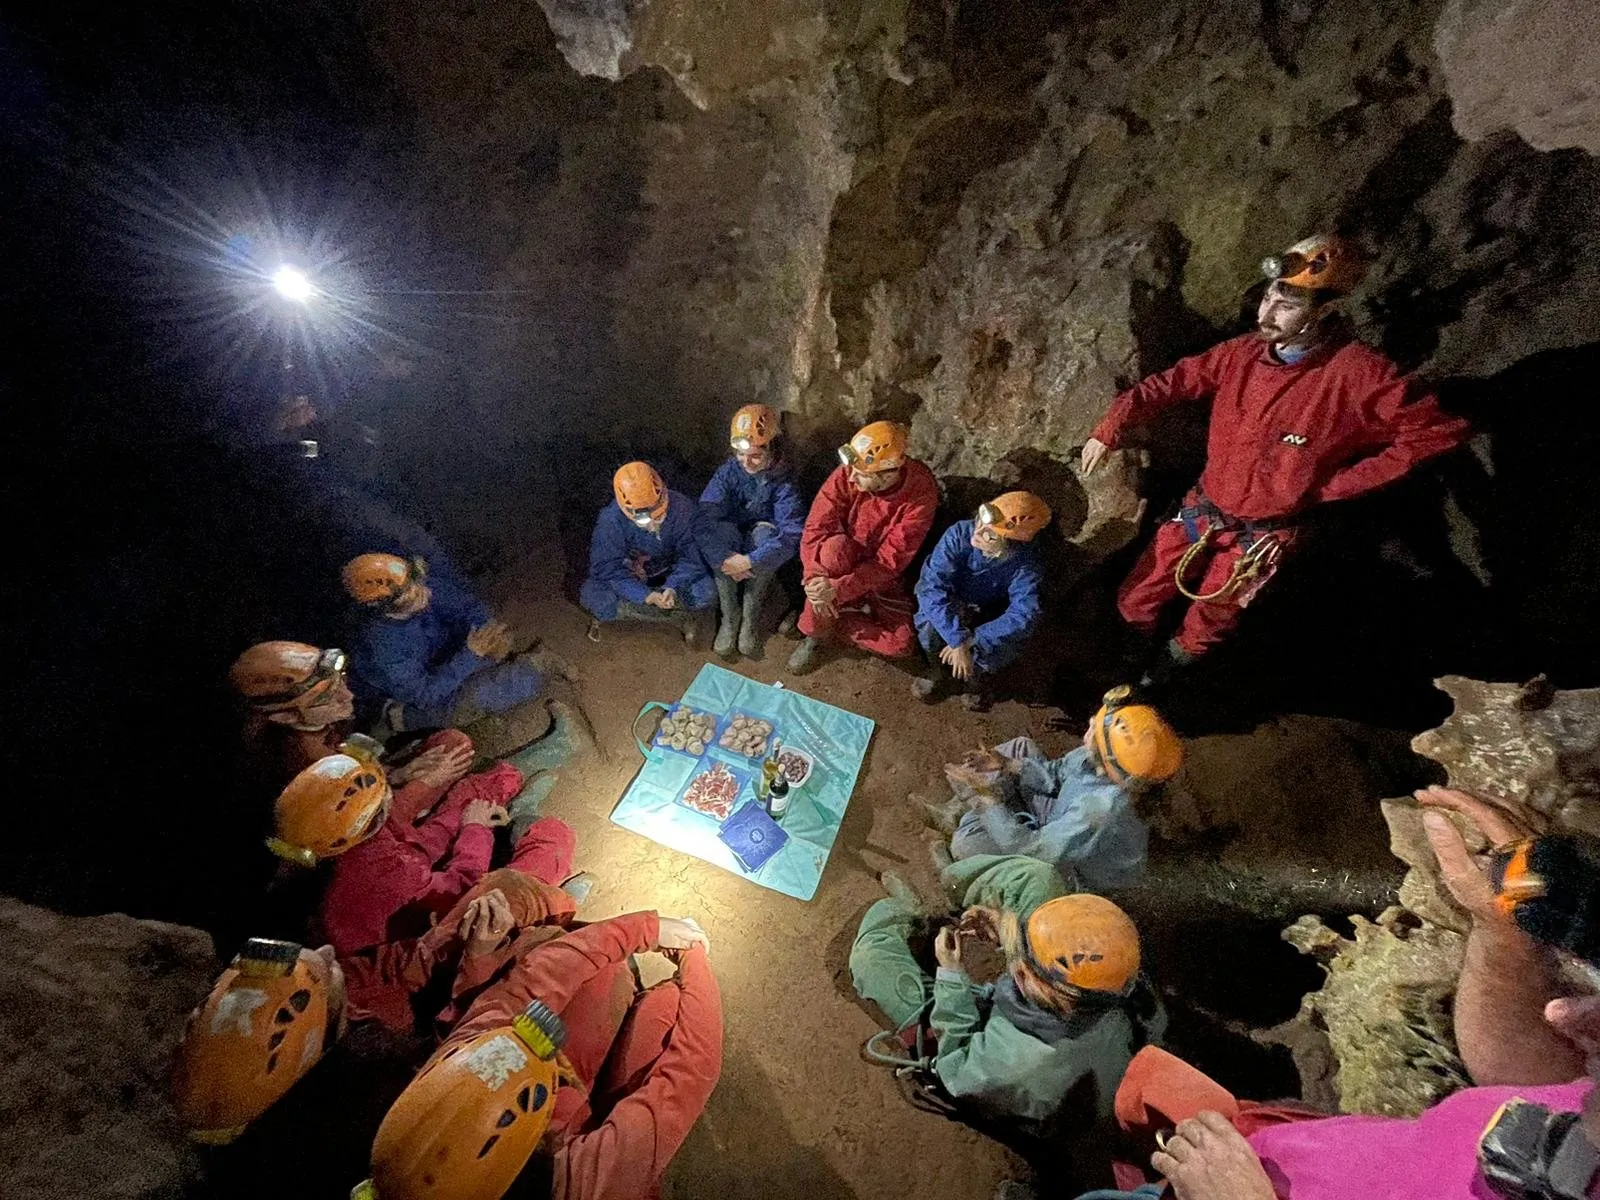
[849,853,1161,1124]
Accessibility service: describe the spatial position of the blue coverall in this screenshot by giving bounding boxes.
[952,741,1148,891]
[695,458,805,576]
[579,490,716,621]
[913,520,1043,675]
[347,573,542,729]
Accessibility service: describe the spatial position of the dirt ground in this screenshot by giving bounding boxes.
[491,539,1417,1200]
[499,586,1058,1198]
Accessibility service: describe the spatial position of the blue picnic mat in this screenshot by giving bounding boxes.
[610,663,875,900]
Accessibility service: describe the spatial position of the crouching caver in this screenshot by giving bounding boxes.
[788,421,938,674]
[343,553,562,758]
[851,861,1164,1129]
[939,688,1182,893]
[581,462,716,649]
[913,491,1051,710]
[698,404,806,660]
[354,908,722,1200]
[265,735,583,957]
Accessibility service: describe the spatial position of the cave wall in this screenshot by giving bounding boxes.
[359,0,1600,618]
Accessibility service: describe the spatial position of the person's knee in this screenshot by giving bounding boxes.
[579,579,618,621]
[814,534,863,577]
[747,522,780,551]
[994,736,1039,761]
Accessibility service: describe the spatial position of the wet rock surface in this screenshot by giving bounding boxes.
[0,899,217,1200]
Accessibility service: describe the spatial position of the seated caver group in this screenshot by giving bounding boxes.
[168,234,1575,1200]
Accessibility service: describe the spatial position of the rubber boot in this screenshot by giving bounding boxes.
[737,571,774,659]
[713,575,741,659]
[616,600,673,623]
[676,609,714,650]
[786,635,823,675]
[1138,637,1197,699]
[507,771,561,843]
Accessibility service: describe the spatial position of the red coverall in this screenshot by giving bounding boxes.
[797,459,939,658]
[1092,333,1470,656]
[447,911,724,1200]
[319,729,576,955]
[340,869,577,1033]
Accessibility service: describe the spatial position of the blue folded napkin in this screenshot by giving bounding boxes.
[717,802,789,873]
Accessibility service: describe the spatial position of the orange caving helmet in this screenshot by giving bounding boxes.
[730,403,780,451]
[1018,894,1142,998]
[353,1000,573,1200]
[613,462,669,526]
[1090,685,1182,785]
[837,420,909,474]
[229,641,348,713]
[342,553,424,607]
[170,939,333,1145]
[266,746,391,868]
[978,492,1053,543]
[1261,234,1366,297]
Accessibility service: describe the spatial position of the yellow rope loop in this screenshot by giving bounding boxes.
[1174,528,1281,603]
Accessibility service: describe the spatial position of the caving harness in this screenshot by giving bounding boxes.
[1172,492,1294,606]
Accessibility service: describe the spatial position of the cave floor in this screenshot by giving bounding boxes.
[490,550,1405,1198]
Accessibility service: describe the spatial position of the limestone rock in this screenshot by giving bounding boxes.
[0,899,218,1199]
[1283,909,1468,1116]
[1435,0,1600,155]
[1413,675,1600,836]
[533,0,636,81]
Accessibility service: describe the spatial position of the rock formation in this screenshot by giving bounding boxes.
[0,900,217,1200]
[1281,676,1600,1115]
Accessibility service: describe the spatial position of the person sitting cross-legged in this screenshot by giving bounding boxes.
[581,462,715,649]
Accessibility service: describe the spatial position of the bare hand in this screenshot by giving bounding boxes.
[657,915,710,954]
[461,800,509,829]
[1415,786,1538,846]
[722,554,755,582]
[1545,993,1600,1057]
[934,926,964,971]
[644,590,671,610]
[461,889,514,955]
[942,644,975,681]
[467,619,513,661]
[1416,786,1539,921]
[1081,437,1110,475]
[959,746,1005,775]
[392,741,475,789]
[804,576,837,606]
[1151,1111,1277,1200]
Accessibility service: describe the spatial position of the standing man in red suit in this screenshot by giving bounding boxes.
[1081,234,1470,689]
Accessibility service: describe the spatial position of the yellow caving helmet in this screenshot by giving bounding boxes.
[1261,234,1366,297]
[730,404,780,452]
[837,421,908,475]
[1090,685,1182,785]
[266,745,392,868]
[613,462,669,527]
[352,1000,573,1200]
[1017,894,1141,998]
[342,554,424,608]
[978,492,1053,543]
[169,939,334,1145]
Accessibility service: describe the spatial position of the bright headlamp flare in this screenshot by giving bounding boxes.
[272,265,315,303]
